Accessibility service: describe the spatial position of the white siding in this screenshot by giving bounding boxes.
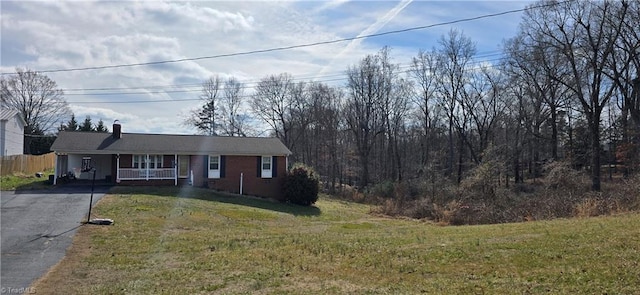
[0,113,24,156]
[67,154,112,180]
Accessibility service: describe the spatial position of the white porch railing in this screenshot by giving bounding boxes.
[118,168,175,180]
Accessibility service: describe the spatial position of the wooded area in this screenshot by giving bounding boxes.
[241,0,639,194]
[225,0,639,223]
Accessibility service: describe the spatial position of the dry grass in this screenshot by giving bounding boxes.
[372,166,640,225]
[0,169,54,190]
[31,186,640,294]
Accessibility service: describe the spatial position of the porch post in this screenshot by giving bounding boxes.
[146,154,149,181]
[53,153,58,185]
[116,154,120,183]
[174,154,178,186]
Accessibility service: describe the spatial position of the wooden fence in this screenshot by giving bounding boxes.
[0,153,56,176]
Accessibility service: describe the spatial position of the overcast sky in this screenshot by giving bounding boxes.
[1,0,532,135]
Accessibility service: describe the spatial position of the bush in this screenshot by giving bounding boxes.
[282,164,319,206]
[368,181,395,199]
[543,161,590,194]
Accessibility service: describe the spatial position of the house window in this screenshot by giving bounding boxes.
[261,156,272,178]
[133,155,143,169]
[133,155,163,169]
[149,155,163,169]
[208,155,220,178]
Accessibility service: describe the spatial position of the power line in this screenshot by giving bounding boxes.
[60,50,507,96]
[61,72,352,93]
[62,55,509,100]
[1,1,562,75]
[67,98,201,104]
[64,59,510,104]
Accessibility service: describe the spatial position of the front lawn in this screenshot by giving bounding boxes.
[0,169,53,191]
[32,186,640,294]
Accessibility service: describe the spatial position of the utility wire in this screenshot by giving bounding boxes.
[1,1,563,75]
[62,53,507,95]
[63,55,508,99]
[60,50,506,93]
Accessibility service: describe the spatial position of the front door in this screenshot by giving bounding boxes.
[178,155,189,178]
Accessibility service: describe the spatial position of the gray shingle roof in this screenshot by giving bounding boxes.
[0,109,25,124]
[51,131,292,156]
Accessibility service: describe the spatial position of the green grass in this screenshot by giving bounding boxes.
[33,186,640,294]
[0,169,54,190]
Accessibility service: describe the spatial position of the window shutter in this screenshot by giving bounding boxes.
[203,155,208,177]
[220,156,226,178]
[272,156,277,177]
[257,156,261,177]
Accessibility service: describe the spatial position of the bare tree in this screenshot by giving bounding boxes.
[289,80,314,161]
[521,0,630,190]
[186,76,221,136]
[435,29,476,183]
[504,34,570,165]
[251,73,296,146]
[387,76,412,181]
[378,47,412,181]
[410,49,439,168]
[306,82,344,191]
[219,77,249,137]
[345,53,386,187]
[0,68,69,153]
[607,1,640,174]
[464,64,504,163]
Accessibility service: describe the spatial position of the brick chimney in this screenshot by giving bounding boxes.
[113,120,121,139]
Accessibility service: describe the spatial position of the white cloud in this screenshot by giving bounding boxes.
[1,0,530,134]
[315,0,350,13]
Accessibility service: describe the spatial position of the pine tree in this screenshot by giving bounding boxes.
[59,114,79,131]
[95,119,109,132]
[80,115,94,132]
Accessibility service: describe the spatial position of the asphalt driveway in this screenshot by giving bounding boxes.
[1,186,109,291]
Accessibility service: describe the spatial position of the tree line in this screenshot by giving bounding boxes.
[2,0,638,194]
[190,0,639,192]
[58,114,109,133]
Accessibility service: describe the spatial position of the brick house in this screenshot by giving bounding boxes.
[50,122,292,200]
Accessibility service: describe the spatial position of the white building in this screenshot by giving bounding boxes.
[0,109,25,156]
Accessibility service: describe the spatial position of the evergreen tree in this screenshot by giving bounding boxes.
[59,114,79,131]
[80,115,94,132]
[95,119,109,132]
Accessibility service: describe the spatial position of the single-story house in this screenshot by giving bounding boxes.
[50,122,292,200]
[0,109,26,156]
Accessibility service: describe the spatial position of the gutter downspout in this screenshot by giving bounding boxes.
[53,153,58,185]
[116,154,120,183]
[240,172,243,195]
[174,154,178,186]
[145,154,149,181]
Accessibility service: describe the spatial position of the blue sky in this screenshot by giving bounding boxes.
[1,0,532,134]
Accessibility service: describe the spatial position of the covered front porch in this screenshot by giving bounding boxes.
[54,153,113,184]
[54,153,192,186]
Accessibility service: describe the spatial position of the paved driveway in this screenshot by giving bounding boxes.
[1,186,109,291]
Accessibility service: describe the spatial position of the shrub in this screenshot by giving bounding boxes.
[282,164,319,206]
[574,197,602,218]
[459,159,501,200]
[543,161,590,194]
[368,181,395,199]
